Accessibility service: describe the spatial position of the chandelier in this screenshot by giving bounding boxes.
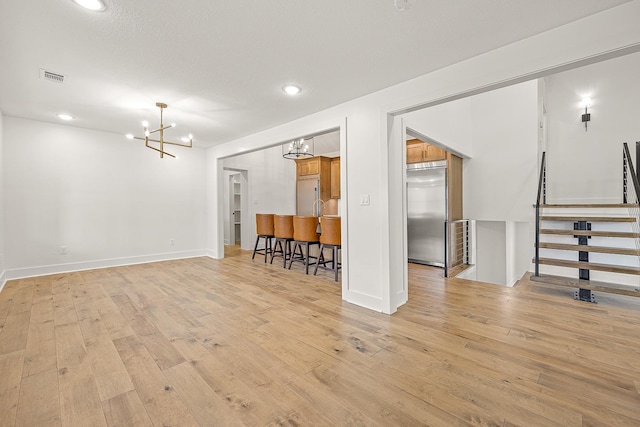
[127,102,193,158]
[282,137,314,160]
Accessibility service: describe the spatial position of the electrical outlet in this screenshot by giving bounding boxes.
[170,239,176,246]
[60,246,67,255]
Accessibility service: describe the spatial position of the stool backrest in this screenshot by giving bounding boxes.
[320,216,341,246]
[274,215,294,239]
[256,213,275,236]
[293,216,320,242]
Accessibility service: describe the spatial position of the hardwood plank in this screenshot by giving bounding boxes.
[101,390,153,427]
[112,335,199,427]
[538,258,640,275]
[110,293,185,370]
[0,350,24,427]
[58,360,107,427]
[530,273,640,297]
[85,334,134,402]
[0,310,31,355]
[22,299,57,377]
[539,242,640,256]
[540,215,636,222]
[540,229,640,238]
[163,361,240,426]
[55,322,87,369]
[15,367,61,426]
[542,203,638,208]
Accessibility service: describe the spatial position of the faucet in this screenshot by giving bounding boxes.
[312,199,325,217]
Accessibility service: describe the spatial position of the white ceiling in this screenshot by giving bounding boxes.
[0,0,632,148]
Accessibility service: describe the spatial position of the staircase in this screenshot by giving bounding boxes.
[531,145,640,302]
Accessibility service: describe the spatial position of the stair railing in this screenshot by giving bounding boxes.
[622,142,640,251]
[534,152,547,277]
[444,219,471,278]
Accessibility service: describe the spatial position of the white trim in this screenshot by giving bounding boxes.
[0,271,6,293]
[343,289,383,313]
[4,250,208,281]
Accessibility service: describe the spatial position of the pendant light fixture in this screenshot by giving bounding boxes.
[126,102,193,158]
[282,137,314,160]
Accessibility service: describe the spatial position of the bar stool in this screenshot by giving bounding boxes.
[288,216,320,274]
[314,216,342,281]
[270,215,294,268]
[252,213,274,263]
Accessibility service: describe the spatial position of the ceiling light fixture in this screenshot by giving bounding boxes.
[72,0,106,11]
[128,102,193,159]
[394,0,414,11]
[282,137,314,160]
[57,113,74,121]
[283,85,302,96]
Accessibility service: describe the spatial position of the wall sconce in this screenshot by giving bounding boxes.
[581,97,591,131]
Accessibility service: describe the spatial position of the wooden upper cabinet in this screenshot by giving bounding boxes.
[425,144,446,162]
[296,157,320,177]
[406,139,446,163]
[330,157,340,199]
[295,156,332,201]
[406,140,425,164]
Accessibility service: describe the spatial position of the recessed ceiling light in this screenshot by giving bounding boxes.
[57,113,74,121]
[72,0,106,11]
[283,85,302,96]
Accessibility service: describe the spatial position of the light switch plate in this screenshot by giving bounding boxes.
[360,194,370,206]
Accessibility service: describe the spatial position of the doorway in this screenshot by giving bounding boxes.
[404,127,464,271]
[223,168,249,249]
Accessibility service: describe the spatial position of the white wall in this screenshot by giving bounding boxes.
[404,97,473,157]
[464,82,539,222]
[0,113,5,289]
[3,117,207,278]
[207,2,640,314]
[223,145,297,250]
[545,52,640,203]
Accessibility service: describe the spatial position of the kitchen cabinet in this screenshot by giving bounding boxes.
[406,139,446,164]
[330,157,340,199]
[295,156,332,214]
[296,157,322,176]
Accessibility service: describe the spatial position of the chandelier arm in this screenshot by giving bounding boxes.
[162,140,193,148]
[144,144,176,158]
[147,125,173,134]
[128,102,192,159]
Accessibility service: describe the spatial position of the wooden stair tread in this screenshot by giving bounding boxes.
[540,229,640,238]
[538,258,640,275]
[538,242,640,256]
[541,203,639,208]
[540,216,635,222]
[529,273,640,297]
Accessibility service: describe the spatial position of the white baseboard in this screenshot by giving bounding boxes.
[205,248,220,259]
[4,249,209,282]
[0,270,6,293]
[343,289,384,313]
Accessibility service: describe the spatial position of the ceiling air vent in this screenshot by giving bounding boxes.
[40,68,65,83]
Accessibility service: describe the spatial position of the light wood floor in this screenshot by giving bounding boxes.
[1,247,639,426]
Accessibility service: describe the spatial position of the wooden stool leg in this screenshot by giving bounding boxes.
[252,235,261,260]
[314,244,325,276]
[283,240,290,268]
[288,242,298,270]
[264,236,270,263]
[333,245,339,282]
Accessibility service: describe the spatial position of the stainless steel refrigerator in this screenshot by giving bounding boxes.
[407,162,447,266]
[297,176,320,216]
